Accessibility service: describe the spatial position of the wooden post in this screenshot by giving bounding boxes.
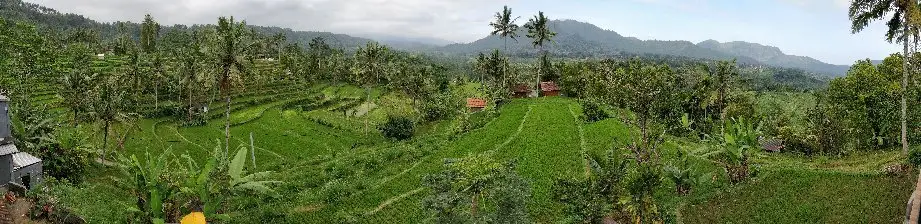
[249,132,256,169]
[910,169,921,223]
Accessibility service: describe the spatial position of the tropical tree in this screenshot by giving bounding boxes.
[59,43,96,126]
[422,152,530,223]
[140,14,160,54]
[849,0,921,154]
[93,74,132,161]
[164,28,208,123]
[489,5,520,53]
[524,11,556,96]
[352,41,391,134]
[214,16,251,154]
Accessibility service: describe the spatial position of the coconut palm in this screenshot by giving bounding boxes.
[524,11,556,96]
[352,41,390,135]
[489,5,520,53]
[214,16,251,155]
[849,0,921,155]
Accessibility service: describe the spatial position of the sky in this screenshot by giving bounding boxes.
[27,0,902,65]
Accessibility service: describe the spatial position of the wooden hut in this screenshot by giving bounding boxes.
[540,81,560,97]
[512,84,531,98]
[466,98,487,112]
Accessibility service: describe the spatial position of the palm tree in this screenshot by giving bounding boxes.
[849,0,921,155]
[352,41,390,135]
[524,11,556,97]
[489,5,520,53]
[215,16,250,155]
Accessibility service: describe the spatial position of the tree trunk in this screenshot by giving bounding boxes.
[154,81,159,110]
[471,193,479,218]
[188,75,194,122]
[73,109,79,127]
[102,120,110,161]
[903,23,910,155]
[225,94,231,158]
[536,48,542,98]
[911,170,921,223]
[364,87,370,136]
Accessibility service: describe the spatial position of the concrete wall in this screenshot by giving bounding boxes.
[0,101,9,140]
[0,155,11,185]
[11,162,41,189]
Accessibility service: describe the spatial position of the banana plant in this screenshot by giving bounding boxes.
[115,149,178,224]
[178,143,279,222]
[228,144,281,195]
[697,117,761,184]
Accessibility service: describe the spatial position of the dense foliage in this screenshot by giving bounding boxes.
[379,115,415,141]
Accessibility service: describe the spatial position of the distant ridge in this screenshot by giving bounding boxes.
[438,19,849,77]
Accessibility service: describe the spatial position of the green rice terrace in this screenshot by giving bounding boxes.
[3,0,921,223]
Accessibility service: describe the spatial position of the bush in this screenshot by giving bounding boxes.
[421,92,459,122]
[39,127,92,184]
[908,147,921,167]
[581,100,608,122]
[379,115,415,141]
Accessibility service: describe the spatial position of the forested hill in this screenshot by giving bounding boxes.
[697,40,850,77]
[436,19,849,77]
[0,0,373,50]
[2,0,844,79]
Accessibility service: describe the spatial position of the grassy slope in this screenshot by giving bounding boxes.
[682,170,913,223]
[46,85,917,223]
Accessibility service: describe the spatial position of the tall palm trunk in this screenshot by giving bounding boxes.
[903,21,910,155]
[154,81,159,110]
[188,76,194,122]
[364,87,370,135]
[102,120,110,161]
[536,46,543,97]
[225,94,231,156]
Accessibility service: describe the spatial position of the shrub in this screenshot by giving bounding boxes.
[664,151,708,196]
[379,115,415,141]
[422,154,530,223]
[421,92,459,122]
[41,127,92,184]
[553,152,627,223]
[701,117,761,184]
[908,147,921,168]
[581,100,608,122]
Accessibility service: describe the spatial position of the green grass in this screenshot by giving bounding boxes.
[41,85,919,223]
[682,169,914,223]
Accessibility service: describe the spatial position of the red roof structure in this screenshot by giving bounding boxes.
[466,98,487,108]
[512,84,531,93]
[540,81,560,92]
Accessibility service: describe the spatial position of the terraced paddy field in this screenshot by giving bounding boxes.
[42,87,916,223]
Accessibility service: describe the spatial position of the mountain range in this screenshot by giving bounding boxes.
[432,20,850,77]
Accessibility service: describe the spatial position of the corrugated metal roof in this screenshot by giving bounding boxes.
[12,152,41,170]
[0,143,19,155]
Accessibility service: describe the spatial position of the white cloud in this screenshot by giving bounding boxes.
[27,0,507,43]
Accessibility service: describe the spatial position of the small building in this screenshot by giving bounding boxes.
[96,54,105,60]
[0,95,42,190]
[466,98,486,112]
[759,137,784,153]
[512,84,531,98]
[540,81,560,97]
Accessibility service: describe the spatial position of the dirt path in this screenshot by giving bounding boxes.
[568,105,591,178]
[371,159,426,190]
[366,187,425,216]
[493,105,534,151]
